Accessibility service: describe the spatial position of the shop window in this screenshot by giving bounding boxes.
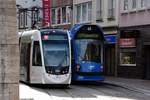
[120,52,136,66]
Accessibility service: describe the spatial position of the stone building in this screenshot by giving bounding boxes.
[51,0,73,29]
[93,0,119,76]
[16,0,43,30]
[118,0,150,79]
[0,0,19,100]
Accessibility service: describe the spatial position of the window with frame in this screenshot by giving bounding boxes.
[124,0,128,10]
[96,0,103,21]
[75,2,92,23]
[57,8,61,24]
[52,9,56,24]
[66,6,71,23]
[140,0,147,8]
[82,3,87,22]
[132,0,137,9]
[147,0,150,7]
[120,51,136,66]
[51,6,71,25]
[31,10,38,28]
[76,5,81,23]
[88,2,92,21]
[19,12,24,28]
[108,0,115,19]
[62,7,67,23]
[19,10,28,29]
[32,41,42,66]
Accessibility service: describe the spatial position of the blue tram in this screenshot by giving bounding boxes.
[70,24,105,81]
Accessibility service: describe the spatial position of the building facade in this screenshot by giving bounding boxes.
[73,0,93,25]
[118,0,150,79]
[93,0,119,76]
[72,0,119,76]
[51,0,73,29]
[16,0,45,30]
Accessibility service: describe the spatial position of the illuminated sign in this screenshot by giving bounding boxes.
[43,35,49,40]
[76,33,100,39]
[119,38,136,48]
[42,35,67,40]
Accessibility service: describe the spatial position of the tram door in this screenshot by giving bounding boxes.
[144,46,150,79]
[105,45,115,76]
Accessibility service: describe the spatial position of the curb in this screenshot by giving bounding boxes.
[103,81,150,96]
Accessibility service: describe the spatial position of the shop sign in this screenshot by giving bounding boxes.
[43,0,51,26]
[119,38,136,47]
[104,35,116,44]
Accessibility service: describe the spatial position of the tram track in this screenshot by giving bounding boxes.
[20,83,150,100]
[73,82,150,100]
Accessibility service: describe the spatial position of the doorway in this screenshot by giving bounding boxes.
[104,44,116,76]
[144,46,150,79]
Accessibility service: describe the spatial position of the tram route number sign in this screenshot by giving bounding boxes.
[42,34,67,40]
[76,33,100,39]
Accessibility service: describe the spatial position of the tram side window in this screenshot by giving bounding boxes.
[32,41,42,66]
[20,43,31,67]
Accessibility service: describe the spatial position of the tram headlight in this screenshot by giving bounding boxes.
[61,66,69,74]
[62,71,65,74]
[76,64,80,72]
[48,70,53,74]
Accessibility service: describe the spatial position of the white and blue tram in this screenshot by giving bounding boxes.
[19,28,71,86]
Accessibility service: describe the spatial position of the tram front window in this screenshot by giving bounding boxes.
[75,39,101,63]
[42,40,69,74]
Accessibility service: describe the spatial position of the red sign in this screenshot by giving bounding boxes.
[43,0,51,26]
[43,35,49,40]
[119,38,136,47]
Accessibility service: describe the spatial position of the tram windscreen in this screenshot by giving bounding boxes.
[42,36,69,67]
[75,39,101,63]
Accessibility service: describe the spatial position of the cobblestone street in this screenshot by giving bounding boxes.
[20,81,150,100]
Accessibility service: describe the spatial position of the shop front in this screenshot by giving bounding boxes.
[104,33,117,76]
[117,30,141,78]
